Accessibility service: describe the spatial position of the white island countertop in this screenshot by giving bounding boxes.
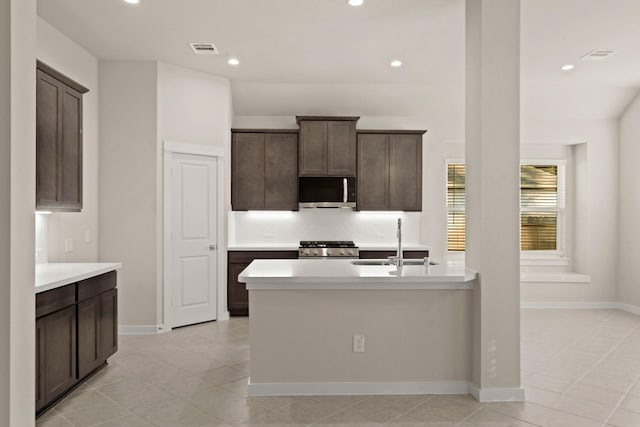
[36,263,122,294]
[239,258,476,290]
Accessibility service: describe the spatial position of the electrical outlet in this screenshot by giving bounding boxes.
[64,238,73,253]
[84,229,91,243]
[353,335,365,353]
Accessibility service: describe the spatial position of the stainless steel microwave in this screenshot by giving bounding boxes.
[298,177,356,209]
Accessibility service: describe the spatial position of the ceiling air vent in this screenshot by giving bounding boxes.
[189,42,219,55]
[579,49,615,61]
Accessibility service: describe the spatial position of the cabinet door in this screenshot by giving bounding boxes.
[265,134,298,210]
[59,85,83,210]
[327,121,356,176]
[78,289,118,378]
[36,69,84,212]
[228,262,250,316]
[299,121,327,176]
[36,70,61,208]
[357,134,389,210]
[36,318,46,412]
[99,289,118,361]
[232,133,266,210]
[78,296,101,378]
[43,306,77,404]
[390,134,422,211]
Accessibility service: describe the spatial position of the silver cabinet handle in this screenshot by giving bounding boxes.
[209,244,217,250]
[343,178,348,203]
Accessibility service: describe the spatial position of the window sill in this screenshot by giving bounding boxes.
[520,254,569,267]
[520,272,591,284]
[447,252,571,268]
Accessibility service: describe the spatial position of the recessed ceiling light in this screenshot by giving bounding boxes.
[228,58,240,66]
[390,60,403,68]
[348,0,364,6]
[561,64,574,71]
[124,0,140,4]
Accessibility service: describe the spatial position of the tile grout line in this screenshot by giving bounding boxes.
[563,319,640,425]
[379,395,435,424]
[521,311,616,394]
[547,310,617,360]
[601,321,640,425]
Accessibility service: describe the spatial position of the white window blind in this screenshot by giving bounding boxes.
[446,162,565,252]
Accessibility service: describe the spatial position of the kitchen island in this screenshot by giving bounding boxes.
[239,258,477,397]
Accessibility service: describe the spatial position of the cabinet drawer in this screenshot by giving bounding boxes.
[77,271,117,302]
[36,285,76,318]
[228,250,298,264]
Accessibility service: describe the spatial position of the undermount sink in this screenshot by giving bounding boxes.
[350,259,438,266]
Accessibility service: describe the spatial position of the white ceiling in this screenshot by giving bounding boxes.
[38,0,640,140]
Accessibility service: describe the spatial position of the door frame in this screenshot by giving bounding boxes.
[163,140,228,331]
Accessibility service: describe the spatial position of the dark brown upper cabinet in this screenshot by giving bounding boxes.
[357,130,426,212]
[297,116,359,177]
[36,61,88,212]
[232,130,298,211]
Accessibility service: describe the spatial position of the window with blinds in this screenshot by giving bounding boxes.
[446,162,564,252]
[447,164,466,251]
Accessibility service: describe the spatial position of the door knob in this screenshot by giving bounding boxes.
[209,244,217,250]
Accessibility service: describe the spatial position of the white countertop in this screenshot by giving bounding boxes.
[238,258,476,290]
[36,263,122,294]
[227,243,432,251]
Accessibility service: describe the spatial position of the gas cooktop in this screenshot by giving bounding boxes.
[298,241,359,258]
[299,241,356,248]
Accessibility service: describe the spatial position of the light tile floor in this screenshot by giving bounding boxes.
[37,309,640,427]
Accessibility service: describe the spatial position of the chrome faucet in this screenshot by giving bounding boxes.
[388,218,403,268]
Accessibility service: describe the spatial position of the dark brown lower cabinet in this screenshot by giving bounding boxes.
[77,289,118,378]
[36,306,77,413]
[359,250,430,259]
[36,272,118,416]
[228,251,298,316]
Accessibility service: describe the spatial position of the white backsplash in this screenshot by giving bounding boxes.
[35,213,49,264]
[229,210,421,245]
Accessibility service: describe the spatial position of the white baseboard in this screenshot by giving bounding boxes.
[248,380,470,397]
[521,301,618,310]
[118,325,164,335]
[521,301,640,316]
[615,303,640,316]
[468,383,525,402]
[218,311,230,321]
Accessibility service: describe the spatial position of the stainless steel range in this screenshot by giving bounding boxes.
[298,241,359,258]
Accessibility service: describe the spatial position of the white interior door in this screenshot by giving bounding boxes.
[168,152,218,328]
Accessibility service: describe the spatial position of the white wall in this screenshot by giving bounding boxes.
[1,0,36,425]
[36,17,100,262]
[99,61,232,328]
[99,61,159,327]
[520,119,619,303]
[618,91,640,307]
[157,61,233,323]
